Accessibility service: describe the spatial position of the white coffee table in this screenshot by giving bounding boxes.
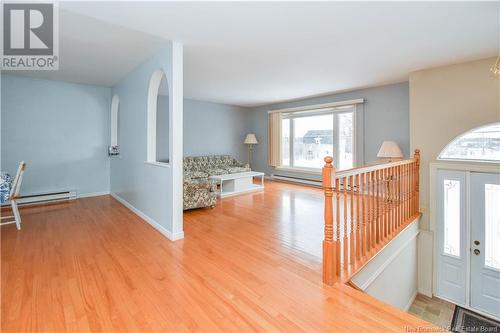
[209,171,265,198]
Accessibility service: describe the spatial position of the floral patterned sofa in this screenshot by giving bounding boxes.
[183,155,251,210]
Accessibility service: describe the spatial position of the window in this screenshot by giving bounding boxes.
[146,69,169,165]
[443,179,461,257]
[439,122,500,162]
[280,106,355,170]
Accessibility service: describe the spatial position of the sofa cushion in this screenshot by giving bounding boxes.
[184,171,208,179]
[226,166,251,174]
[206,168,228,176]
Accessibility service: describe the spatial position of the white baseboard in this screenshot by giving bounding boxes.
[404,290,419,312]
[78,191,110,198]
[110,192,184,241]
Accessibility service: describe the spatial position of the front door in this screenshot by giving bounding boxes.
[470,172,500,318]
[436,170,500,319]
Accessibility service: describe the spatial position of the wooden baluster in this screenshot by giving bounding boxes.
[379,169,386,239]
[375,169,380,244]
[343,177,348,268]
[371,171,376,246]
[406,163,410,221]
[366,172,371,252]
[402,165,405,224]
[349,176,355,264]
[402,163,406,223]
[388,167,394,236]
[415,149,420,216]
[403,164,406,222]
[356,174,361,261]
[322,157,336,284]
[370,171,376,248]
[382,167,386,239]
[335,177,341,275]
[394,166,398,230]
[396,165,400,228]
[360,173,366,257]
[410,161,414,216]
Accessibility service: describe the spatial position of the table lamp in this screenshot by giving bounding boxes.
[377,141,403,162]
[244,134,258,168]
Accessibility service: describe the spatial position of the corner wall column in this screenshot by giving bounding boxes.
[171,41,184,240]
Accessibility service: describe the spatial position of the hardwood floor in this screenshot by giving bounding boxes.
[1,181,433,332]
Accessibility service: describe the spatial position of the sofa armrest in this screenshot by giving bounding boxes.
[184,179,217,192]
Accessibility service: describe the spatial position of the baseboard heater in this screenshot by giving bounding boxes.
[271,175,322,187]
[1,190,77,207]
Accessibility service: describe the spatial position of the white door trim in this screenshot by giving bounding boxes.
[430,161,500,320]
[430,161,500,295]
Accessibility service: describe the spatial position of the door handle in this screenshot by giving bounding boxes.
[474,249,480,255]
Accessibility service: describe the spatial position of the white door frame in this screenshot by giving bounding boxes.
[429,161,500,320]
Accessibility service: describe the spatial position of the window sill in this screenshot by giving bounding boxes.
[144,161,170,168]
[274,166,322,175]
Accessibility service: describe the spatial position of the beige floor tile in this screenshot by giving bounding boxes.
[407,294,455,330]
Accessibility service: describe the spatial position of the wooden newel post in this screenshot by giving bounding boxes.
[414,149,420,214]
[322,156,337,285]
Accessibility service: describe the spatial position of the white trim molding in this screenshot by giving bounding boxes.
[267,98,364,114]
[78,191,110,199]
[144,161,170,168]
[111,192,184,241]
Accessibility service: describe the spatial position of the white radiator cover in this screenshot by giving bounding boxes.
[8,190,77,206]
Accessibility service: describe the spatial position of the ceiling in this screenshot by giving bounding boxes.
[13,2,500,107]
[5,10,166,87]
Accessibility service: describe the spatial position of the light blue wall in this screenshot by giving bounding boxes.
[248,82,410,179]
[184,99,250,162]
[1,74,110,196]
[110,46,175,232]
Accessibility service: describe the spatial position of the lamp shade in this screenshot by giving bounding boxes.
[377,141,403,159]
[244,133,258,145]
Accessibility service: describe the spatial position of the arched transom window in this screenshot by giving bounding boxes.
[439,122,500,162]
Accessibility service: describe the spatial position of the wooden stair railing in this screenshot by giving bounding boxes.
[322,149,420,285]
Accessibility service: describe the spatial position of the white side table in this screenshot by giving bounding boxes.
[209,171,265,198]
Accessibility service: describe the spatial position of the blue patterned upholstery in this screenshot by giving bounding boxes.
[0,173,12,203]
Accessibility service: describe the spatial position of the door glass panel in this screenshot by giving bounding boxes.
[444,179,461,257]
[485,183,500,270]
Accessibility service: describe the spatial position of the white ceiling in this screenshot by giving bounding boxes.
[5,9,166,87]
[15,2,500,107]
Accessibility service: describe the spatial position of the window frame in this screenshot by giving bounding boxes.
[279,105,357,172]
[438,122,500,164]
